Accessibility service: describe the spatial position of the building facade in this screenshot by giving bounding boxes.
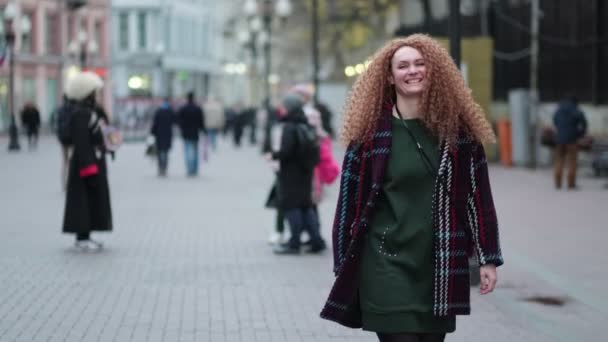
[0,0,111,130]
[111,0,222,102]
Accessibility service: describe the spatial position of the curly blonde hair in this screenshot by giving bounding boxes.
[341,34,496,145]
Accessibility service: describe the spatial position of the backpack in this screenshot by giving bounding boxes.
[56,103,74,145]
[294,123,320,170]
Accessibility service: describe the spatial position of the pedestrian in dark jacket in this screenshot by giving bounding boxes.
[320,35,503,341]
[20,102,41,149]
[269,94,326,255]
[177,92,205,176]
[62,71,112,251]
[151,99,175,176]
[232,104,246,148]
[553,96,587,189]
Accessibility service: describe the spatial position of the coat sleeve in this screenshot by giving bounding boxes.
[466,142,503,267]
[272,124,298,161]
[71,110,99,178]
[332,142,362,275]
[150,113,158,136]
[34,109,41,127]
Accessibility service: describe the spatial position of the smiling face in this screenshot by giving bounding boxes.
[389,46,428,98]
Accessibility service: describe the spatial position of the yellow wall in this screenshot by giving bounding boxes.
[436,37,494,120]
[436,37,498,159]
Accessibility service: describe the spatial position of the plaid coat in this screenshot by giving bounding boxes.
[320,108,504,328]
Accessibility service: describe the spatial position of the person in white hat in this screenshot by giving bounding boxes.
[61,71,112,251]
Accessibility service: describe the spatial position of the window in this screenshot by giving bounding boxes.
[46,79,58,119]
[44,14,59,55]
[22,78,36,105]
[21,13,33,54]
[94,21,103,56]
[137,12,147,49]
[119,13,129,50]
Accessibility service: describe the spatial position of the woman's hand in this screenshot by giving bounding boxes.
[479,264,497,295]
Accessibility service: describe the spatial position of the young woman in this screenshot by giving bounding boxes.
[62,71,112,251]
[320,34,503,342]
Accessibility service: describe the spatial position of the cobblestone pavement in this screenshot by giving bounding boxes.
[0,136,606,342]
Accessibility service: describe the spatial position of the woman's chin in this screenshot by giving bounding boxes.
[397,88,424,97]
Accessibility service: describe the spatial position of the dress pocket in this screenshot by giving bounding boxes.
[377,225,398,257]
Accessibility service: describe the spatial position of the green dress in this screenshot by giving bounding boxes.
[359,117,456,333]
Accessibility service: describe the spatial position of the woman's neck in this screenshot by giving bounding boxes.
[393,95,421,120]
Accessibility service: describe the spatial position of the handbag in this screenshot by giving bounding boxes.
[145,135,157,157]
[540,126,556,148]
[101,125,123,152]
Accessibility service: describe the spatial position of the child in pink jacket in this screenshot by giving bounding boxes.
[304,108,340,204]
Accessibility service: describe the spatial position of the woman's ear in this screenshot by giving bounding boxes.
[388,74,395,85]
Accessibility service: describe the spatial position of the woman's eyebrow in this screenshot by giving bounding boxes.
[397,58,424,64]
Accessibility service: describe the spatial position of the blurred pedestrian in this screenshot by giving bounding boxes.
[244,106,258,145]
[315,101,335,139]
[262,99,277,154]
[223,104,237,137]
[177,92,205,176]
[290,85,327,239]
[264,104,288,245]
[553,96,587,190]
[62,71,112,251]
[289,88,340,244]
[151,98,175,177]
[304,107,340,220]
[20,102,41,150]
[320,35,504,341]
[268,94,325,255]
[291,83,335,139]
[232,103,245,147]
[203,95,225,151]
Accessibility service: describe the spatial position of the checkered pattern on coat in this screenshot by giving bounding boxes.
[321,109,504,328]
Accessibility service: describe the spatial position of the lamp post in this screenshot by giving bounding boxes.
[68,29,98,70]
[242,0,291,108]
[311,0,319,105]
[4,1,30,151]
[448,0,461,68]
[155,42,166,97]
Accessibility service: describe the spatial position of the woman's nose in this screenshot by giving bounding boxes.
[406,66,418,74]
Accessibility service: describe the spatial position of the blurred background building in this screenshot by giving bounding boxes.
[0,0,111,130]
[110,0,222,100]
[265,0,608,166]
[110,0,223,139]
[1,0,607,167]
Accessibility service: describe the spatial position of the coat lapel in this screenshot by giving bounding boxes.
[354,107,393,234]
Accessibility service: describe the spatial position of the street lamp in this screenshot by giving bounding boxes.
[3,1,29,151]
[69,29,98,69]
[311,0,319,105]
[240,0,291,108]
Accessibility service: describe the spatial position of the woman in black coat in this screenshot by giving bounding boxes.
[269,94,326,254]
[62,72,112,251]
